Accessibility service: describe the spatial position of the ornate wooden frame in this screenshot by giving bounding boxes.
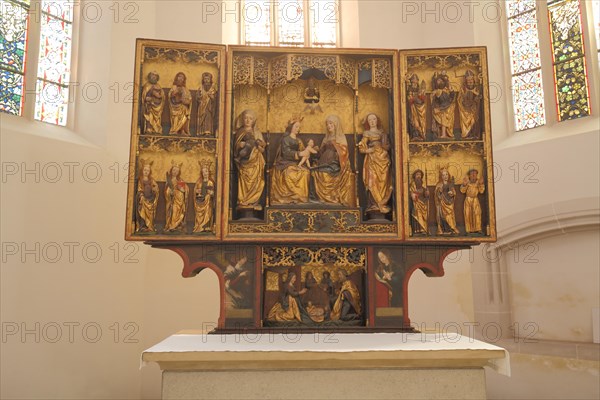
[125,40,497,333]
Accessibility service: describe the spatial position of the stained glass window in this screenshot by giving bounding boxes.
[1,0,74,125]
[547,0,591,121]
[242,0,339,47]
[243,1,271,46]
[507,0,537,17]
[278,0,305,46]
[506,0,546,130]
[0,0,30,116]
[506,0,595,131]
[309,0,337,48]
[511,71,546,131]
[34,0,74,125]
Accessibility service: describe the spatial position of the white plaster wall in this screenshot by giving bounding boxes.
[358,0,475,49]
[492,131,600,222]
[408,250,476,332]
[507,230,600,343]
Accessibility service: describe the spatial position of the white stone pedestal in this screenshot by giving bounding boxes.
[142,331,509,400]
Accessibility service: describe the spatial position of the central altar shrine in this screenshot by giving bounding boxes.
[125,40,497,332]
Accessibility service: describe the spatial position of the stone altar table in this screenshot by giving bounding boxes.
[142,331,509,399]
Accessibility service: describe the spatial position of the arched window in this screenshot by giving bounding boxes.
[241,0,339,47]
[1,0,76,126]
[505,0,597,132]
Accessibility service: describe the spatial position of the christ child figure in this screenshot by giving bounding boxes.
[297,139,318,168]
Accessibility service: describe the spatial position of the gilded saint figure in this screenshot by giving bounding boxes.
[301,271,331,323]
[431,71,456,139]
[435,167,459,235]
[358,113,393,215]
[270,117,311,205]
[224,257,252,309]
[196,72,217,136]
[192,160,215,233]
[319,271,336,308]
[457,70,482,139]
[302,272,329,309]
[303,76,322,114]
[135,160,159,233]
[406,74,427,141]
[298,139,318,168]
[141,72,164,134]
[374,250,404,308]
[168,72,192,135]
[267,273,307,323]
[233,109,266,210]
[311,115,356,207]
[410,169,430,235]
[164,161,189,232]
[330,269,361,322]
[460,169,485,234]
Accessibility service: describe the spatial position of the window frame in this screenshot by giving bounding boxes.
[1,0,80,129]
[502,0,599,134]
[240,0,341,48]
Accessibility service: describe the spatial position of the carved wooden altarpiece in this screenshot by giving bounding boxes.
[125,40,496,333]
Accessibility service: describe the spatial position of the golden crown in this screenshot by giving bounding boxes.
[198,159,213,169]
